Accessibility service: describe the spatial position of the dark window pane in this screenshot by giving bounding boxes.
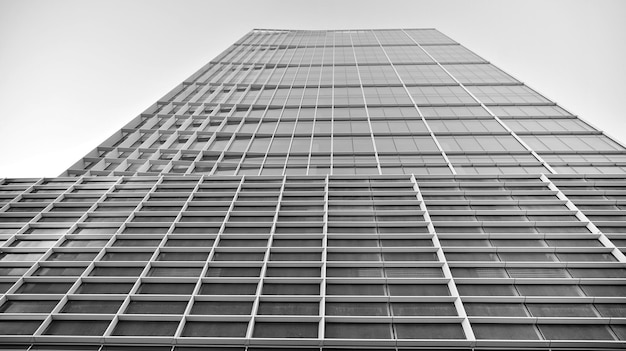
[182,321,248,337]
[199,283,257,295]
[253,322,318,338]
[538,324,615,340]
[125,301,187,314]
[526,303,597,317]
[90,267,143,276]
[61,300,122,314]
[595,303,626,317]
[137,283,195,295]
[388,284,449,296]
[0,300,58,313]
[191,301,253,315]
[326,284,384,295]
[473,323,540,340]
[581,285,626,297]
[464,303,527,317]
[76,283,133,294]
[206,267,261,277]
[0,320,42,334]
[44,320,110,336]
[395,323,464,339]
[325,323,392,339]
[112,321,179,336]
[391,302,457,316]
[457,284,517,296]
[258,302,319,315]
[262,283,319,295]
[326,302,388,316]
[16,282,73,294]
[517,284,583,296]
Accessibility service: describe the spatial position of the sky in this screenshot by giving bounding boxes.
[0,0,625,177]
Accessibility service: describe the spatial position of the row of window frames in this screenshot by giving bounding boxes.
[10,184,425,194]
[2,320,626,340]
[5,212,586,224]
[7,266,448,279]
[0,225,597,235]
[7,238,608,249]
[0,251,444,263]
[0,319,471,340]
[5,319,626,341]
[7,282,455,296]
[96,151,547,166]
[4,194,428,204]
[5,281,623,298]
[1,267,455,287]
[5,193,619,204]
[91,188,568,197]
[8,265,625,281]
[2,204,428,214]
[3,299,626,319]
[4,205,426,215]
[10,184,424,194]
[7,238,433,248]
[0,213,430,224]
[17,226,436,235]
[1,300,463,316]
[1,252,619,265]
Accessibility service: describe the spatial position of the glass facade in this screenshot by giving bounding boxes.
[0,29,625,350]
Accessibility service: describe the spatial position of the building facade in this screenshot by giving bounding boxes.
[1,29,625,350]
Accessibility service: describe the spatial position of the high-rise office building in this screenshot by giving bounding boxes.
[0,29,625,350]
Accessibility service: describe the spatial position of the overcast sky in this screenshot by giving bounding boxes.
[1,0,625,177]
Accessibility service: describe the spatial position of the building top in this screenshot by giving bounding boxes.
[62,28,625,177]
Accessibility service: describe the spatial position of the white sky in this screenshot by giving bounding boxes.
[1,0,625,177]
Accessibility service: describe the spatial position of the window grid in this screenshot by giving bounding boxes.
[1,174,626,345]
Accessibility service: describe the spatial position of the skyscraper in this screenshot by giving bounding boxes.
[0,28,625,350]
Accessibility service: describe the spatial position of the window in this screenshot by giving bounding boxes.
[206,266,261,277]
[473,324,540,340]
[137,283,195,295]
[258,302,319,315]
[182,321,248,337]
[0,300,58,313]
[464,303,527,317]
[34,266,86,276]
[0,320,42,334]
[125,301,187,314]
[112,321,179,336]
[516,284,583,296]
[265,267,320,277]
[391,302,457,316]
[395,323,464,339]
[457,284,517,296]
[262,283,319,295]
[148,267,202,277]
[327,284,385,295]
[538,324,614,340]
[526,303,597,317]
[253,322,318,338]
[90,267,143,277]
[16,282,73,294]
[191,301,253,315]
[389,284,449,296]
[76,283,133,294]
[325,322,391,339]
[157,252,209,261]
[61,300,122,314]
[199,283,257,295]
[44,320,110,336]
[326,302,388,316]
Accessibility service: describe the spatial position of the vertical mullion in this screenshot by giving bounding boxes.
[370,30,457,175]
